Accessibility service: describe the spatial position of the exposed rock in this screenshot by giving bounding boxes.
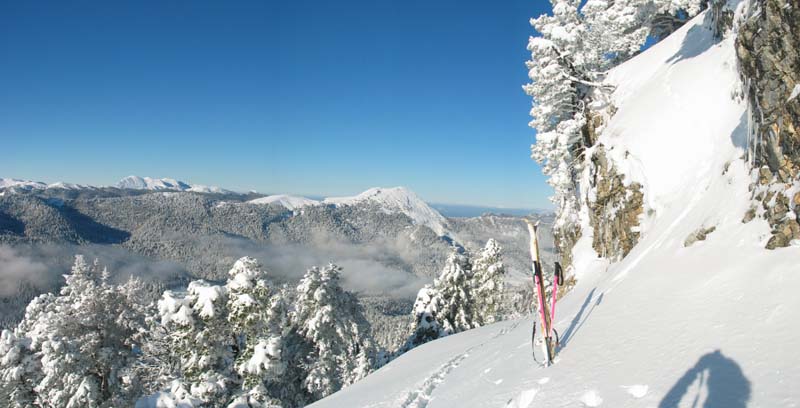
[766,232,789,249]
[742,207,757,223]
[737,0,800,178]
[758,166,773,185]
[586,145,644,260]
[684,226,717,247]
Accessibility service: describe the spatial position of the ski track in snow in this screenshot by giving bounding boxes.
[399,322,521,408]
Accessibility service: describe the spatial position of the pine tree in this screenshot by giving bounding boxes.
[290,264,375,402]
[408,251,477,347]
[144,257,294,407]
[0,255,150,407]
[525,0,704,247]
[227,257,288,408]
[406,285,444,347]
[153,272,232,405]
[471,239,506,325]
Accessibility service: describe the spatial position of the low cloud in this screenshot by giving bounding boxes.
[0,246,53,296]
[206,233,432,298]
[0,243,190,298]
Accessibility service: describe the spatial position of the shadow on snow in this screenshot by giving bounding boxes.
[658,350,751,408]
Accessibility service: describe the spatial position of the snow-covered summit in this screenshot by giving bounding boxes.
[115,176,233,194]
[115,176,191,191]
[246,187,452,237]
[0,178,48,190]
[0,178,92,191]
[247,194,321,211]
[324,187,451,236]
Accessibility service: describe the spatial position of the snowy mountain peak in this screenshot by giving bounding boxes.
[0,178,91,191]
[0,178,48,190]
[246,187,452,237]
[114,176,233,194]
[116,176,192,191]
[324,187,450,236]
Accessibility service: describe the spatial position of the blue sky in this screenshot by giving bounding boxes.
[0,0,553,209]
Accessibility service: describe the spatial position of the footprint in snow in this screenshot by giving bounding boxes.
[504,388,538,408]
[622,384,648,398]
[580,390,603,407]
[537,377,550,385]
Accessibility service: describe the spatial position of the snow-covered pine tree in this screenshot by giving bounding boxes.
[406,285,444,348]
[226,257,289,408]
[525,0,704,258]
[471,239,506,325]
[152,276,232,405]
[290,264,375,402]
[0,255,150,408]
[141,256,293,407]
[408,251,477,348]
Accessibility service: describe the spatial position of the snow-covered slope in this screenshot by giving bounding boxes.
[115,176,191,191]
[311,13,800,408]
[246,187,453,237]
[246,194,321,210]
[0,178,92,191]
[324,187,451,236]
[115,176,234,194]
[0,178,48,190]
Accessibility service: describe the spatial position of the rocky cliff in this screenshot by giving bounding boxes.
[737,0,800,248]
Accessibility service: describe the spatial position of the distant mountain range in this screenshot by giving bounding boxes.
[0,176,232,194]
[1,176,544,219]
[0,178,555,343]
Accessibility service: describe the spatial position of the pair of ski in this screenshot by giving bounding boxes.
[525,220,564,367]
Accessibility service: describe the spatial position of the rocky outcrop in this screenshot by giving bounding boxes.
[552,105,643,266]
[586,145,644,260]
[684,225,717,247]
[736,0,800,248]
[737,0,800,180]
[744,167,800,248]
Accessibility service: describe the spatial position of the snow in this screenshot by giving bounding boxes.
[116,176,191,191]
[246,194,320,210]
[244,338,280,375]
[324,187,451,236]
[187,281,224,319]
[247,187,454,237]
[0,178,47,190]
[788,84,800,102]
[115,175,234,194]
[47,182,92,190]
[187,184,230,194]
[158,291,194,326]
[310,12,800,408]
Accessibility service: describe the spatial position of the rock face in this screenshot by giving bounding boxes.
[587,145,644,260]
[746,167,800,248]
[736,0,800,248]
[737,0,800,180]
[554,106,644,267]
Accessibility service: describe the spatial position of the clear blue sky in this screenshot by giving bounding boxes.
[0,0,553,209]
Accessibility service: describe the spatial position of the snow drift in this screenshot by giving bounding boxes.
[310,12,800,408]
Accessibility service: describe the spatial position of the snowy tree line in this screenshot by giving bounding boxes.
[525,0,704,244]
[0,239,507,407]
[406,239,506,348]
